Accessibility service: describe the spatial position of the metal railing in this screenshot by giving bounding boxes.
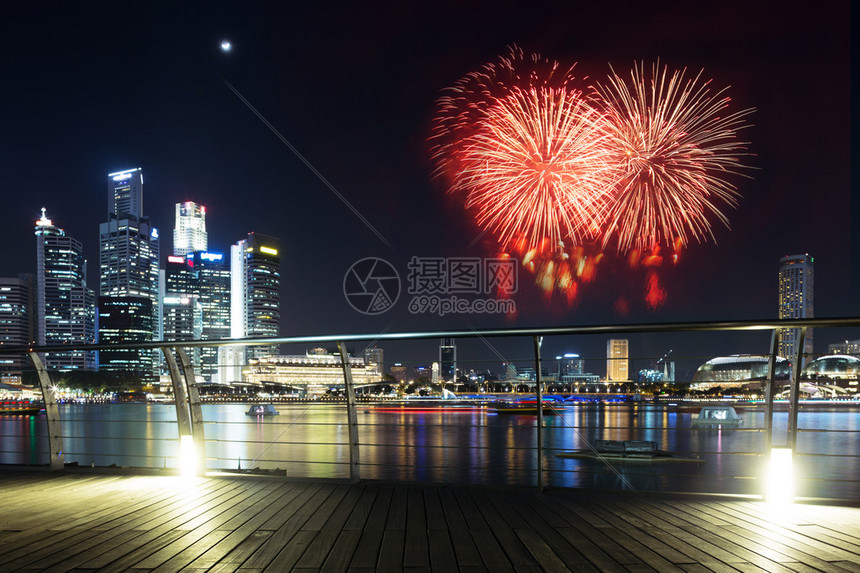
[1,317,859,500]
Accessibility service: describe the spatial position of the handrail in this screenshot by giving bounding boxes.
[3,316,860,354]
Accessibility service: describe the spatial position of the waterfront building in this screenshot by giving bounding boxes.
[99,169,159,376]
[97,296,154,377]
[243,349,377,397]
[777,254,814,362]
[828,339,860,356]
[606,339,629,382]
[439,338,456,381]
[556,353,584,377]
[230,233,280,362]
[35,209,96,370]
[389,363,407,382]
[191,251,231,382]
[173,201,208,256]
[691,355,791,388]
[0,274,35,373]
[364,346,383,376]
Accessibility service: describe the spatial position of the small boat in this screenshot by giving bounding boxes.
[556,440,703,463]
[246,404,279,416]
[0,401,44,415]
[692,406,743,428]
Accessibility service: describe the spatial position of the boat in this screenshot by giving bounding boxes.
[556,440,703,463]
[692,406,743,428]
[0,401,44,415]
[246,404,279,416]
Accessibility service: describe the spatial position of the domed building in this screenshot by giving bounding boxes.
[802,355,860,380]
[692,355,791,386]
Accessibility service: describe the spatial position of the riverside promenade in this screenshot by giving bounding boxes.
[0,470,858,572]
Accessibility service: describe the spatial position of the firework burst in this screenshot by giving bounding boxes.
[595,62,754,253]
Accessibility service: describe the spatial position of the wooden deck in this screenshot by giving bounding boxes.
[0,471,858,572]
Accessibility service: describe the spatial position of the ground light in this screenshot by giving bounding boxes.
[767,447,794,504]
[180,435,197,478]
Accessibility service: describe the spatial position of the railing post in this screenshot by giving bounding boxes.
[162,347,194,470]
[533,335,544,491]
[176,347,207,473]
[764,329,778,451]
[788,327,806,451]
[337,341,360,483]
[27,351,64,470]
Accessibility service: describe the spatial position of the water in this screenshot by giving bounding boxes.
[2,402,858,499]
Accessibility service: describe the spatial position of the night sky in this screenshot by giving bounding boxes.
[0,2,853,375]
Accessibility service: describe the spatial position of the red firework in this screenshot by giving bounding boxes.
[594,62,754,253]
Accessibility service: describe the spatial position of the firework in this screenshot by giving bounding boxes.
[595,62,754,253]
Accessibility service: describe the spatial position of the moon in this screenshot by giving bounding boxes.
[220,40,232,52]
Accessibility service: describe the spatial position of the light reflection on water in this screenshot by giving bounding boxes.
[1,402,857,499]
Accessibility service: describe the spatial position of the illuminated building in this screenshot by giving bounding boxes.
[439,338,456,381]
[828,339,860,356]
[243,349,376,396]
[777,254,814,362]
[803,355,860,380]
[173,201,207,256]
[230,233,280,362]
[35,209,96,370]
[389,363,407,382]
[692,355,791,388]
[190,251,231,382]
[364,346,383,376]
[606,339,629,382]
[556,353,584,377]
[0,274,35,373]
[99,169,159,376]
[97,296,154,377]
[160,256,200,343]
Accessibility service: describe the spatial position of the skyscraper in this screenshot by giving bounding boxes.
[35,209,96,370]
[606,339,629,382]
[173,201,208,256]
[230,233,280,362]
[778,254,814,362]
[191,251,231,383]
[0,274,35,374]
[439,338,456,381]
[99,169,159,376]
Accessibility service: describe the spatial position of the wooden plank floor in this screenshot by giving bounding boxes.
[0,471,858,572]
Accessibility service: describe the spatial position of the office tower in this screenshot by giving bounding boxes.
[230,233,280,362]
[0,274,35,373]
[173,201,208,256]
[99,169,159,376]
[364,347,383,377]
[190,251,231,382]
[556,353,584,377]
[35,209,96,370]
[606,339,629,382]
[161,256,201,343]
[97,296,154,376]
[829,339,860,356]
[439,338,456,381]
[777,254,814,362]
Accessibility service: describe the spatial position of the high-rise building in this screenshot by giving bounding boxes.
[364,346,384,377]
[99,169,159,376]
[439,338,456,381]
[190,251,231,383]
[556,353,584,377]
[0,274,35,373]
[230,233,280,362]
[606,339,629,382]
[173,201,208,256]
[35,209,96,370]
[97,296,154,376]
[161,256,200,343]
[777,254,814,362]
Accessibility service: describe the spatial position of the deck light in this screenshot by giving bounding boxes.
[180,435,197,478]
[767,447,794,504]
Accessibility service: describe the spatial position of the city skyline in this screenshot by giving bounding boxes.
[0,2,853,369]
